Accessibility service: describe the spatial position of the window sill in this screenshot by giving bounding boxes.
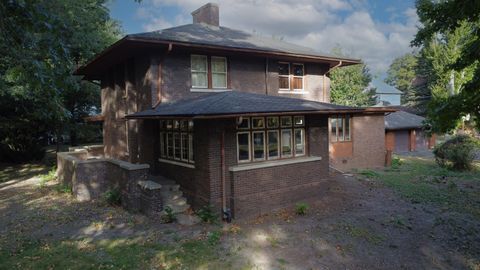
[229,156,322,172]
[278,90,309,95]
[158,158,195,169]
[190,88,232,93]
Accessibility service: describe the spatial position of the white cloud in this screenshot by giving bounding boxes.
[134,0,419,74]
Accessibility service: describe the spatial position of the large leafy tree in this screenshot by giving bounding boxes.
[412,0,480,133]
[329,48,375,107]
[0,0,121,161]
[385,53,418,104]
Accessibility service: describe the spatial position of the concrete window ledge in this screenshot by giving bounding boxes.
[229,156,322,172]
[190,88,232,93]
[158,158,195,169]
[278,90,309,95]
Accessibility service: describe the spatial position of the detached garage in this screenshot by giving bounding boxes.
[385,110,435,153]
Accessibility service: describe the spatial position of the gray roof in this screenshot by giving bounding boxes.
[385,110,425,130]
[127,91,371,119]
[373,80,403,94]
[128,23,351,61]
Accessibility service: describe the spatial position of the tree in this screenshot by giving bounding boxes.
[385,53,418,104]
[412,0,480,133]
[0,0,121,161]
[329,48,375,107]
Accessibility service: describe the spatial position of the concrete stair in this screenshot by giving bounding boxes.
[149,175,191,215]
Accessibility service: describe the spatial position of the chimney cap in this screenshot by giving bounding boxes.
[191,2,219,15]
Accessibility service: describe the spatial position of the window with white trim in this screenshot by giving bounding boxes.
[191,55,208,88]
[236,116,306,163]
[330,115,351,142]
[278,62,304,91]
[191,55,228,89]
[160,119,194,164]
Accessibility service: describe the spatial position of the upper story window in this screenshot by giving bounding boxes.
[237,116,305,163]
[278,62,304,91]
[191,55,228,89]
[330,115,351,142]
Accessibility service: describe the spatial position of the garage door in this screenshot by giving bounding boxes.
[394,130,410,153]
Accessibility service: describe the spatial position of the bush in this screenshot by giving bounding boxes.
[103,188,121,206]
[295,202,309,215]
[161,206,176,223]
[196,205,219,223]
[433,135,480,171]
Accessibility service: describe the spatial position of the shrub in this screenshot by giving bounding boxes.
[206,230,221,246]
[161,206,176,223]
[433,135,480,171]
[196,205,219,223]
[295,202,309,215]
[103,188,121,206]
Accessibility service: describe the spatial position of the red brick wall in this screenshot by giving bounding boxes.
[330,114,386,171]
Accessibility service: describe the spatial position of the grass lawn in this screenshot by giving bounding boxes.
[361,156,480,218]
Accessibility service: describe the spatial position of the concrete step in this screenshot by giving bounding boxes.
[164,197,187,206]
[161,203,190,215]
[160,190,183,200]
[160,184,180,192]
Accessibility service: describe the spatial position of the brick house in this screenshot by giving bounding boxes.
[75,3,393,218]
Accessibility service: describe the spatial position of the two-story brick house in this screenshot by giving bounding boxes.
[75,3,393,218]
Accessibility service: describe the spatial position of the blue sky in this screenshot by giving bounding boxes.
[108,0,418,78]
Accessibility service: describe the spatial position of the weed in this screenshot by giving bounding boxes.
[161,206,176,223]
[39,167,56,187]
[196,205,219,223]
[295,202,309,215]
[342,223,385,245]
[359,169,380,179]
[54,183,72,194]
[391,157,403,169]
[103,188,121,206]
[207,230,222,246]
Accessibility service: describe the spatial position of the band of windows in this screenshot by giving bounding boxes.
[159,120,194,164]
[330,115,351,142]
[237,116,306,163]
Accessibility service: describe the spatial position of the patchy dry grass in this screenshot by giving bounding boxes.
[364,156,480,218]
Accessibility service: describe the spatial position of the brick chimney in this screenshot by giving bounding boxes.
[191,3,219,26]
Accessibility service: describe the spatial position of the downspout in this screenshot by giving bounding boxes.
[265,57,269,95]
[220,130,231,222]
[324,60,342,102]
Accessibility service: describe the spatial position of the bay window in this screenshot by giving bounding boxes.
[236,115,306,163]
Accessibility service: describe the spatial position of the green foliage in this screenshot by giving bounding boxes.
[385,53,419,104]
[161,206,176,223]
[391,157,403,169]
[294,202,309,215]
[206,230,222,246]
[39,167,56,187]
[104,188,122,206]
[359,169,380,179]
[433,135,480,171]
[54,183,72,194]
[196,205,219,223]
[0,1,121,161]
[330,47,375,107]
[412,0,480,132]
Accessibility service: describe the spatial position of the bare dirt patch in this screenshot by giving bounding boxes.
[0,158,479,269]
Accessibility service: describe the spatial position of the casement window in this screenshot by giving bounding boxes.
[160,119,194,164]
[278,62,304,91]
[236,115,306,163]
[330,115,351,142]
[191,55,228,89]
